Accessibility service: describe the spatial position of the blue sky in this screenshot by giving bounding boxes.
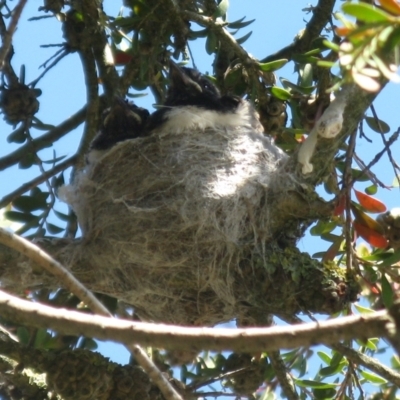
[0,0,399,394]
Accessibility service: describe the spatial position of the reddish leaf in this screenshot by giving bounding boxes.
[335,27,353,36]
[354,189,387,213]
[113,50,133,65]
[353,221,388,248]
[351,204,385,232]
[322,236,343,262]
[334,195,346,216]
[379,0,400,15]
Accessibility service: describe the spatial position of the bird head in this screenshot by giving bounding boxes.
[87,97,149,163]
[166,61,222,108]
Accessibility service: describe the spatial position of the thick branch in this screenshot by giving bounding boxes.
[0,290,395,353]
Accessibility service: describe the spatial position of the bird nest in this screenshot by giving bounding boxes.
[60,109,356,326]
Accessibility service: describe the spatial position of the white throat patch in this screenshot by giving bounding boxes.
[154,102,253,135]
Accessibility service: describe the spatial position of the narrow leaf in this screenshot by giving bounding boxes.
[342,3,392,22]
[378,248,400,267]
[360,370,388,385]
[354,189,387,213]
[228,18,255,29]
[381,273,394,308]
[205,31,218,55]
[351,204,385,232]
[379,0,400,15]
[353,220,388,248]
[236,31,253,44]
[270,86,292,100]
[258,59,288,72]
[294,379,338,389]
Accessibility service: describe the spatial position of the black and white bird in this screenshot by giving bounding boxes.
[87,97,149,164]
[145,61,264,135]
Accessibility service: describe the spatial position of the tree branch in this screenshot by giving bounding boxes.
[0,105,86,171]
[260,0,336,63]
[0,228,109,315]
[0,230,183,400]
[331,343,400,387]
[0,290,395,353]
[0,0,28,69]
[0,155,77,209]
[269,351,299,400]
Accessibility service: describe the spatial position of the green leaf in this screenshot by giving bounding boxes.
[294,379,338,389]
[310,220,337,236]
[271,86,292,101]
[317,60,337,68]
[13,195,47,212]
[312,388,337,399]
[280,78,315,95]
[46,222,64,234]
[365,116,390,133]
[365,184,378,195]
[4,211,39,224]
[42,154,67,164]
[378,248,400,268]
[300,63,313,87]
[53,209,71,222]
[215,0,229,17]
[188,28,208,39]
[381,273,394,308]
[19,153,36,169]
[206,31,218,55]
[354,303,375,314]
[322,39,340,52]
[228,18,255,29]
[258,59,288,72]
[317,351,331,365]
[34,329,52,348]
[16,327,30,345]
[342,2,392,23]
[7,126,26,143]
[360,370,388,385]
[236,31,252,44]
[81,337,98,350]
[319,363,345,377]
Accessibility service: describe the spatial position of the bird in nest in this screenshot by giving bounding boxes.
[86,61,263,163]
[146,60,263,135]
[86,97,149,164]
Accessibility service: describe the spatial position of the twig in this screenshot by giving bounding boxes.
[183,11,256,67]
[269,351,299,400]
[344,130,357,273]
[0,228,109,315]
[29,48,69,87]
[260,0,335,63]
[352,152,386,188]
[0,290,395,353]
[371,105,400,174]
[74,47,100,170]
[0,104,86,171]
[0,155,77,209]
[331,343,400,388]
[0,0,28,69]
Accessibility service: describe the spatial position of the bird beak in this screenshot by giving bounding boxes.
[168,60,202,93]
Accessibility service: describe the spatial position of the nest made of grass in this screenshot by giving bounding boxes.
[60,103,290,325]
